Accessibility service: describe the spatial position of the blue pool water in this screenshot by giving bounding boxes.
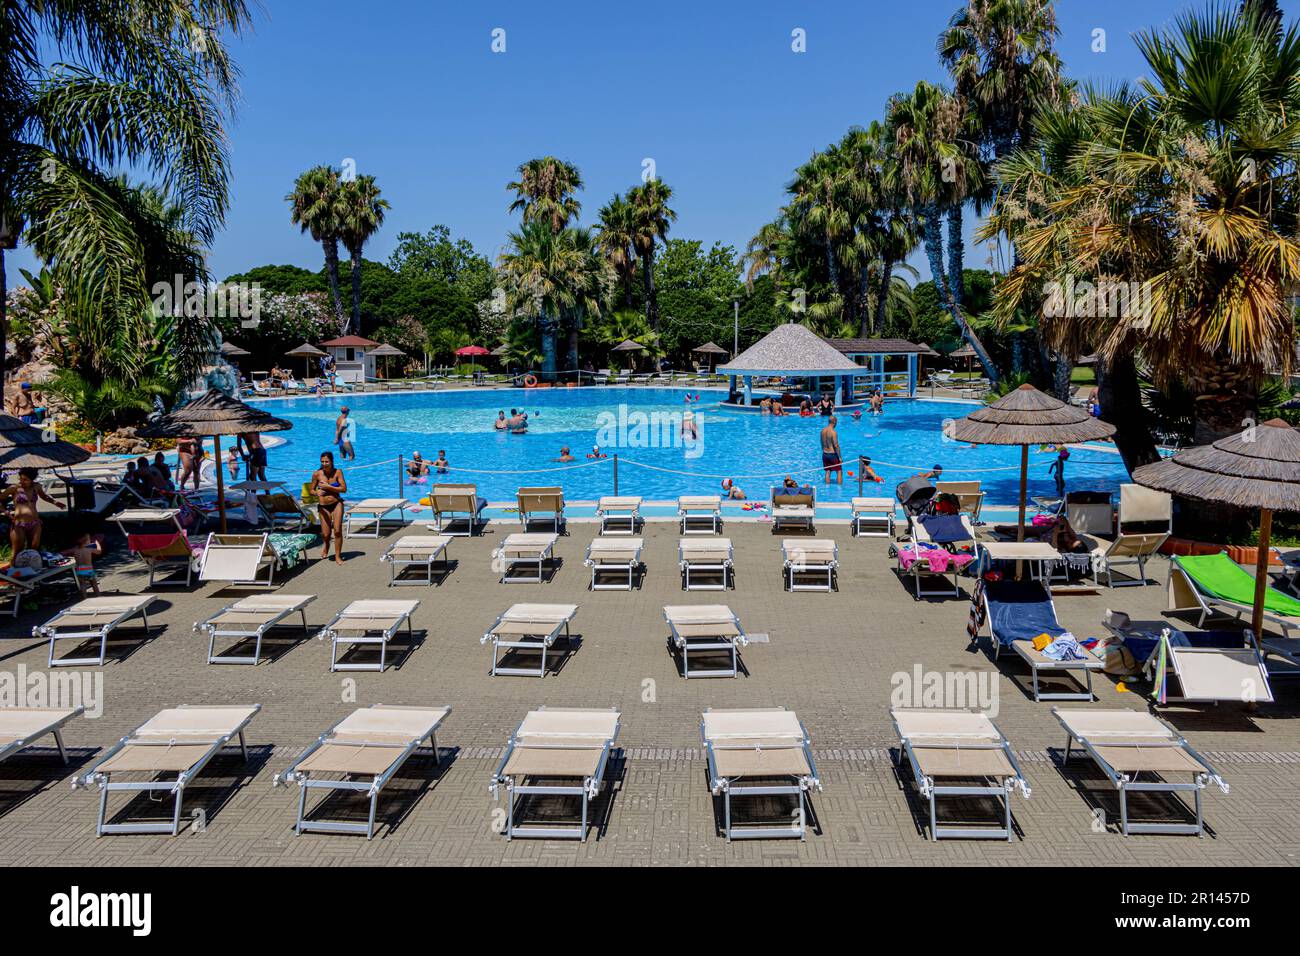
[246,387,1132,505]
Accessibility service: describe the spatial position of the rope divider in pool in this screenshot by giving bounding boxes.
[436,459,612,476]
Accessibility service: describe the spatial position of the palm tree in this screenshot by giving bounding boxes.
[558,227,609,377]
[1,0,252,391]
[336,174,389,335]
[886,81,996,380]
[508,157,583,233]
[627,179,676,331]
[288,165,345,327]
[595,194,638,306]
[499,221,572,382]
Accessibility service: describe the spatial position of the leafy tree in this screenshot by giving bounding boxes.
[627,179,677,331]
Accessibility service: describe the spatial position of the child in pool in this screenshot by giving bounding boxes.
[433,450,449,474]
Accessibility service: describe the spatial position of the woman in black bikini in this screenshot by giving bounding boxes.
[311,451,347,564]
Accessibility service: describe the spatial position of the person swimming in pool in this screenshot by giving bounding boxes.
[555,446,575,463]
[721,478,746,500]
[406,452,429,482]
[494,411,508,430]
[587,446,607,459]
[433,450,449,474]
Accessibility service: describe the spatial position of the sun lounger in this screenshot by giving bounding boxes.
[481,603,578,677]
[0,707,84,765]
[427,484,482,536]
[344,498,411,538]
[381,535,451,586]
[115,508,204,588]
[1101,612,1274,705]
[35,594,158,667]
[782,538,838,591]
[71,704,261,836]
[770,486,816,532]
[319,599,419,672]
[517,486,565,533]
[1053,708,1228,836]
[1168,552,1300,638]
[1080,484,1171,586]
[678,495,721,534]
[891,708,1030,841]
[935,481,986,522]
[1063,490,1114,535]
[701,707,821,841]
[850,496,895,538]
[273,704,451,839]
[0,561,75,617]
[584,537,643,590]
[663,604,747,678]
[596,495,642,535]
[256,491,315,532]
[193,593,316,665]
[489,707,620,840]
[977,580,1102,701]
[493,533,557,584]
[199,533,280,588]
[898,514,977,598]
[678,537,734,590]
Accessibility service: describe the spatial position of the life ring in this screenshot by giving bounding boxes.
[523,374,538,387]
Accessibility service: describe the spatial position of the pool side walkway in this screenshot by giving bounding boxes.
[1,521,1297,866]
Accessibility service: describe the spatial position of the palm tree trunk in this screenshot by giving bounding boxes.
[539,316,557,382]
[324,238,344,328]
[873,258,895,335]
[644,248,659,331]
[1011,332,1023,373]
[923,206,999,383]
[946,205,964,308]
[1096,353,1159,475]
[566,316,579,381]
[348,247,362,336]
[1052,353,1073,401]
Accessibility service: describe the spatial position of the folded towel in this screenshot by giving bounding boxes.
[1041,633,1086,661]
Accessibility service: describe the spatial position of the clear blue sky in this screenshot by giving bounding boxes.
[14,0,1197,282]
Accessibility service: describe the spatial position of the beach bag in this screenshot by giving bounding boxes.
[11,549,42,571]
[1102,642,1140,677]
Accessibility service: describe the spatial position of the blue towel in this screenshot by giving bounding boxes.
[917,514,972,545]
[984,580,1066,646]
[1041,634,1086,661]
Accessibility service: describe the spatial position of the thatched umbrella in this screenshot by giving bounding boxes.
[139,389,292,532]
[948,343,978,378]
[691,341,728,373]
[1133,419,1300,637]
[368,343,406,379]
[947,384,1116,549]
[0,414,92,470]
[285,342,326,378]
[220,341,250,359]
[611,339,645,371]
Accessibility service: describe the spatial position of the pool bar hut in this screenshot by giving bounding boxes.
[320,334,379,384]
[717,322,925,409]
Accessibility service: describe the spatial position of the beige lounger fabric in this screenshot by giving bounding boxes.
[892,709,1016,778]
[502,708,619,778]
[386,535,451,556]
[679,496,721,510]
[587,538,642,561]
[206,594,313,627]
[782,540,837,564]
[703,709,810,777]
[664,605,739,637]
[99,705,259,774]
[679,539,732,557]
[294,705,450,776]
[499,534,557,556]
[598,496,642,510]
[0,708,81,748]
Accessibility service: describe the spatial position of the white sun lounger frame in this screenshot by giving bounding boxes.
[782,539,838,592]
[0,707,85,764]
[980,584,1100,701]
[584,538,643,590]
[1053,708,1228,836]
[34,595,157,667]
[663,605,748,678]
[273,704,451,839]
[850,496,895,538]
[427,485,480,536]
[494,533,557,584]
[891,708,1030,841]
[71,703,260,836]
[380,535,451,586]
[596,496,642,535]
[678,538,733,591]
[678,496,721,535]
[199,533,279,589]
[344,498,411,538]
[319,600,419,672]
[489,706,620,841]
[702,708,821,841]
[193,594,316,665]
[481,604,577,677]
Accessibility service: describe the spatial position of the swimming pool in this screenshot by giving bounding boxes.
[249,387,1133,505]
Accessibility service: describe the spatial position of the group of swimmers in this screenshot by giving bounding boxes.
[494,409,532,434]
[405,450,449,483]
